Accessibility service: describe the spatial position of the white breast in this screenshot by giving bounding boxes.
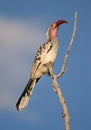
[43,40,58,64]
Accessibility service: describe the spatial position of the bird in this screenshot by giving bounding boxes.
[16,19,68,111]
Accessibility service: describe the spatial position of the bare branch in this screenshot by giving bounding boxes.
[57,11,77,78]
[49,12,77,130]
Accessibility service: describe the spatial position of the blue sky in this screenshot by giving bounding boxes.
[0,0,91,130]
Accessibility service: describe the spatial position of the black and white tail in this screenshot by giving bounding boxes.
[16,79,37,111]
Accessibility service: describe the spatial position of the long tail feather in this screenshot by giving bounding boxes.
[16,78,37,111]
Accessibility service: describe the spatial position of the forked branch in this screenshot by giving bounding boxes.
[49,12,77,130]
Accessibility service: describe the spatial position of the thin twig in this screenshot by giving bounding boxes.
[57,11,77,78]
[49,12,77,130]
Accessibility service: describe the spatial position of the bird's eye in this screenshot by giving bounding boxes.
[51,23,56,28]
[50,24,53,28]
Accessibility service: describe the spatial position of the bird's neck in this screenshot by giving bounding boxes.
[50,28,57,39]
[49,37,58,43]
[46,27,58,41]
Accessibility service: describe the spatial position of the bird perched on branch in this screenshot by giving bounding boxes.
[16,19,68,111]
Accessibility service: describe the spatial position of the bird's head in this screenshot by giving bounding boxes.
[46,20,68,40]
